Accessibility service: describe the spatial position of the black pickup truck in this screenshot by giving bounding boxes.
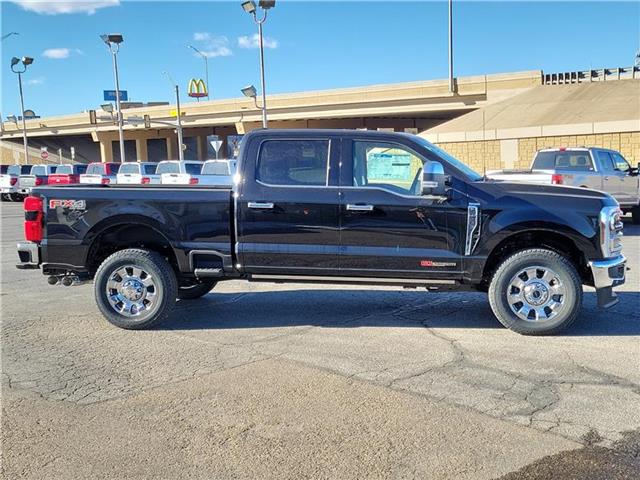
[17,129,626,335]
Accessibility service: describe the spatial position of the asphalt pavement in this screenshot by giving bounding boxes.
[1,201,638,479]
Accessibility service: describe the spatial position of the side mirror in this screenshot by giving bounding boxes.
[422,161,446,196]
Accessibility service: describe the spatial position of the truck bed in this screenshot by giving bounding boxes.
[33,184,234,274]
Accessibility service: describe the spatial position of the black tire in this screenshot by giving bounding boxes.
[632,207,640,225]
[177,279,217,300]
[488,248,582,335]
[94,248,177,330]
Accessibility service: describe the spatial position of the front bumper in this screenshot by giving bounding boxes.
[589,255,626,308]
[16,242,40,269]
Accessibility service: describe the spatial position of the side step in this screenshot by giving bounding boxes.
[194,268,223,278]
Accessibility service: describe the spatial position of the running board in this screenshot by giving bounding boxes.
[250,274,456,285]
[194,268,223,278]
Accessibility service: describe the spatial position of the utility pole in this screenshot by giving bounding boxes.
[448,0,454,94]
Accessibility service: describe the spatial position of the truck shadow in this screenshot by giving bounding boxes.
[622,218,640,236]
[161,289,640,337]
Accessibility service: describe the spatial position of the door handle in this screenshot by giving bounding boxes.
[346,204,374,212]
[247,202,274,209]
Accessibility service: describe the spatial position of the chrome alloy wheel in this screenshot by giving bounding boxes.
[105,265,158,317]
[507,266,566,322]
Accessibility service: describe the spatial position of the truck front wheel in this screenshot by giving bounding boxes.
[488,249,582,335]
[94,248,177,330]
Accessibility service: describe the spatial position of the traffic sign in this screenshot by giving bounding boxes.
[103,90,128,102]
[40,148,49,160]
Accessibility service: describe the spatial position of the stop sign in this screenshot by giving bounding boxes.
[41,150,49,160]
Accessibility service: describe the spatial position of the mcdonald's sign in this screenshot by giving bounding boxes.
[188,78,208,98]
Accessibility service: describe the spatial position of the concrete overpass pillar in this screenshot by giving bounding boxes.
[166,137,176,160]
[196,135,207,160]
[99,139,113,163]
[136,138,148,162]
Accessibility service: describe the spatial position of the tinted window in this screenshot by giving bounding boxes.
[611,152,630,172]
[55,165,73,174]
[75,165,88,174]
[202,161,230,175]
[143,164,157,174]
[596,151,615,172]
[109,164,120,174]
[119,163,140,174]
[9,165,31,175]
[533,151,594,171]
[31,165,46,176]
[0,165,7,174]
[156,162,180,174]
[86,164,105,175]
[185,163,202,175]
[353,141,424,195]
[257,140,329,186]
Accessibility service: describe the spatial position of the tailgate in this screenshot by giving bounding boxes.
[161,173,191,185]
[80,175,103,185]
[19,175,36,187]
[0,175,14,188]
[116,174,141,184]
[48,175,71,185]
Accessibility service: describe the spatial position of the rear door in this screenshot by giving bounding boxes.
[338,138,464,280]
[237,135,340,273]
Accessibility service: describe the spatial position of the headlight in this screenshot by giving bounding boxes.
[599,206,623,258]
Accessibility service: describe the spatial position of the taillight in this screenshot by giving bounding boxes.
[24,195,43,242]
[551,174,563,185]
[189,177,199,185]
[10,178,17,186]
[35,177,45,186]
[101,178,110,185]
[141,177,151,184]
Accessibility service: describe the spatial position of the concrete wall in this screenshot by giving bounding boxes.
[436,131,640,172]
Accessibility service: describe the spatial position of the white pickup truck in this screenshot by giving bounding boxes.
[487,147,640,222]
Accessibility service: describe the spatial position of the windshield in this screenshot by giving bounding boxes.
[157,162,180,174]
[202,161,230,175]
[86,164,105,175]
[31,165,47,176]
[119,163,140,174]
[413,136,483,181]
[55,165,73,174]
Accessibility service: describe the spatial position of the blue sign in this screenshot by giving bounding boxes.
[103,90,128,102]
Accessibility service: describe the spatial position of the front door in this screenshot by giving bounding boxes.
[339,139,465,280]
[237,136,340,274]
[598,150,638,206]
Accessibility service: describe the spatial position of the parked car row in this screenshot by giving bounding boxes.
[0,159,236,200]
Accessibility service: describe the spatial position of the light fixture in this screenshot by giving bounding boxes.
[241,85,257,98]
[241,0,257,14]
[21,56,33,65]
[11,57,20,66]
[259,0,276,9]
[100,33,124,45]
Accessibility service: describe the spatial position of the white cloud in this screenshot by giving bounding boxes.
[238,34,278,50]
[191,33,233,58]
[10,1,120,15]
[27,77,45,86]
[42,48,70,59]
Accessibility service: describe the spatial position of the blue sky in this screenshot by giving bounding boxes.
[1,1,638,117]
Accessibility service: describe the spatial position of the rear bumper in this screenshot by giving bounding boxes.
[16,242,40,269]
[0,187,18,194]
[588,255,626,308]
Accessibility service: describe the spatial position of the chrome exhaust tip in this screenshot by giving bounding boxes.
[47,276,60,285]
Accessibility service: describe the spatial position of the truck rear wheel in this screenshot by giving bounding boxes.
[488,249,582,335]
[94,248,177,330]
[177,279,217,300]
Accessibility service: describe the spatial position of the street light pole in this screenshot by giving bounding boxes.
[242,1,275,129]
[10,56,33,165]
[101,34,125,162]
[448,0,454,94]
[188,45,210,99]
[257,18,268,128]
[163,72,184,161]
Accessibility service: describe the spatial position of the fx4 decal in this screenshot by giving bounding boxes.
[49,199,86,210]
